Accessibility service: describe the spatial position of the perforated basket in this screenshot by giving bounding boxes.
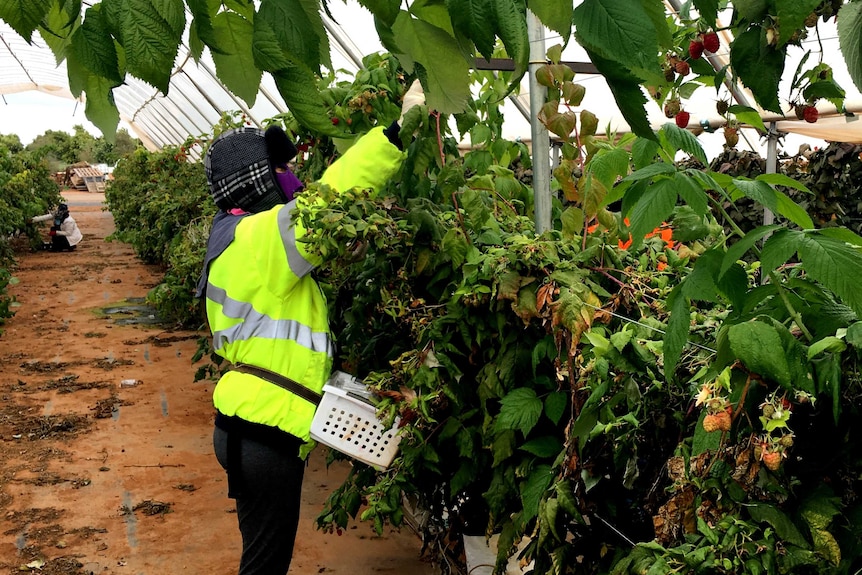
[310,381,402,470]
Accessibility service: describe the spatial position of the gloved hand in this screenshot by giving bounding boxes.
[399,80,425,126]
[49,229,57,236]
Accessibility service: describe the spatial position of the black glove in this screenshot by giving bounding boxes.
[264,126,298,166]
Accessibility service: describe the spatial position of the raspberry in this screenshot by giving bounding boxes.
[331,117,340,125]
[703,409,731,433]
[674,60,691,76]
[688,40,704,60]
[702,414,721,432]
[664,98,681,118]
[675,110,690,128]
[762,451,781,471]
[803,105,819,123]
[716,100,729,116]
[702,31,720,53]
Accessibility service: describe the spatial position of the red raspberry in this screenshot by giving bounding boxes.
[331,117,340,125]
[675,110,690,128]
[674,60,691,76]
[702,31,720,53]
[803,105,819,123]
[688,40,704,60]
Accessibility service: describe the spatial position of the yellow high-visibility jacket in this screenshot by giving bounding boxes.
[202,127,404,442]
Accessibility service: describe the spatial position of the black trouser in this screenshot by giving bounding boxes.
[49,235,73,251]
[213,419,305,575]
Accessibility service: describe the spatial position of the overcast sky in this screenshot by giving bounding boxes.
[1,91,102,145]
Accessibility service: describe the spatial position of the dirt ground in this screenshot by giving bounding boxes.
[0,191,438,575]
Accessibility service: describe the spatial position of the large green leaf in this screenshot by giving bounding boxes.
[256,0,323,73]
[626,177,677,243]
[527,0,572,42]
[587,148,629,195]
[729,26,785,113]
[109,0,184,93]
[660,123,708,165]
[272,66,340,136]
[573,0,662,82]
[495,387,543,435]
[748,503,810,548]
[521,464,554,521]
[728,321,791,387]
[392,13,471,114]
[838,0,862,94]
[755,173,812,195]
[38,0,81,62]
[358,0,401,27]
[663,285,690,378]
[585,49,655,140]
[731,179,814,229]
[70,5,122,84]
[691,0,718,26]
[759,229,799,275]
[675,172,709,215]
[67,49,120,140]
[720,225,781,278]
[797,231,862,317]
[491,0,529,85]
[447,0,495,58]
[186,0,220,53]
[0,0,53,41]
[210,12,261,105]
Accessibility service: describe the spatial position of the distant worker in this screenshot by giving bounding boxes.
[32,203,83,252]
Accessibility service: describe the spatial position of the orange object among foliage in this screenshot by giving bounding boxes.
[587,218,675,269]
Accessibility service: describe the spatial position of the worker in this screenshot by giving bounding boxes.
[32,203,83,251]
[196,80,425,575]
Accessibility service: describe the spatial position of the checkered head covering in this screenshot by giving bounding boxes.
[205,127,295,214]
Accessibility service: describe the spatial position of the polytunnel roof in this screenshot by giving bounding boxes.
[0,0,377,151]
[1,2,861,158]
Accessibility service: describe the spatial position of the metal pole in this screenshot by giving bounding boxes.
[764,122,777,227]
[527,10,551,234]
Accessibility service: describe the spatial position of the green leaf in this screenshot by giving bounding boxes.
[585,49,655,140]
[358,0,401,27]
[491,0,529,87]
[760,229,799,275]
[255,0,322,73]
[521,464,554,521]
[393,13,471,114]
[729,26,785,113]
[446,0,495,58]
[39,1,81,61]
[659,123,708,165]
[727,105,766,132]
[0,0,53,41]
[626,178,677,244]
[573,0,662,82]
[187,0,220,53]
[691,0,718,26]
[519,436,564,458]
[728,321,791,387]
[776,0,823,46]
[495,387,543,435]
[544,391,567,425]
[838,1,862,95]
[210,12,262,105]
[692,409,721,455]
[272,67,339,136]
[663,285,690,379]
[674,172,709,215]
[527,0,572,40]
[755,173,812,195]
[747,503,810,548]
[731,179,814,229]
[588,148,630,193]
[111,0,184,93]
[797,231,862,317]
[69,5,122,83]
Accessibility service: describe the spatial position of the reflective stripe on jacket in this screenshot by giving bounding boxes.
[206,126,404,442]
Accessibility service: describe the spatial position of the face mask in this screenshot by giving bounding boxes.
[275,167,303,202]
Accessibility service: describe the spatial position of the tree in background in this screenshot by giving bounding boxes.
[24,126,139,171]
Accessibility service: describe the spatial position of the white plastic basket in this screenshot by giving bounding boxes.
[310,372,403,470]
